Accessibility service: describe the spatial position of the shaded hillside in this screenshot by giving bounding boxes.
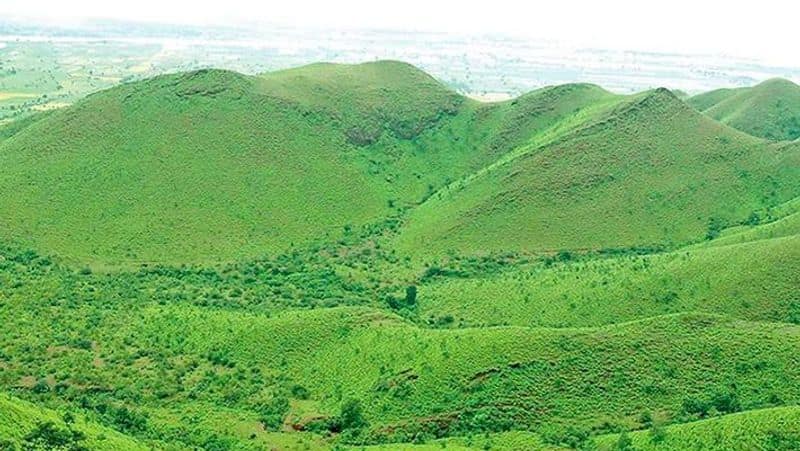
[689,78,800,141]
[396,89,800,257]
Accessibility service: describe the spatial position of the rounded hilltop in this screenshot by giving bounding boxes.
[689,77,800,141]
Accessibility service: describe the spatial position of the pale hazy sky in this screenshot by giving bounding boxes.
[2,0,798,65]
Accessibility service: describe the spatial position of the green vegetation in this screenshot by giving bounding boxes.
[689,78,800,141]
[418,234,800,328]
[1,61,799,450]
[4,240,800,447]
[0,63,618,266]
[0,394,148,450]
[595,406,800,450]
[396,89,800,257]
[352,431,556,450]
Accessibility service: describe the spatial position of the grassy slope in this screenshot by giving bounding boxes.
[418,230,800,328]
[0,63,622,267]
[0,393,148,450]
[708,195,800,246]
[354,431,558,450]
[0,64,433,266]
[143,307,800,443]
[395,89,800,258]
[689,78,800,141]
[416,196,800,328]
[686,87,739,112]
[3,248,799,448]
[0,63,456,266]
[595,406,800,450]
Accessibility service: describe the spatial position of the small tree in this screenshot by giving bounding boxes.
[338,398,367,430]
[614,432,634,451]
[705,217,726,240]
[257,396,289,431]
[650,423,667,444]
[404,285,417,307]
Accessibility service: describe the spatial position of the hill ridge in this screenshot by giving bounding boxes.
[394,80,800,257]
[689,77,800,140]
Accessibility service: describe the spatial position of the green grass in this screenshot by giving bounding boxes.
[352,431,558,450]
[595,406,800,450]
[83,306,800,444]
[416,216,800,328]
[418,236,800,328]
[0,63,617,267]
[689,78,800,141]
[3,257,799,448]
[395,89,800,258]
[0,394,148,450]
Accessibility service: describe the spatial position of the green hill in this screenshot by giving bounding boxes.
[689,78,800,141]
[0,63,453,266]
[686,87,739,112]
[2,245,800,448]
[5,262,800,447]
[0,393,148,450]
[0,63,621,267]
[8,63,795,266]
[595,406,800,450]
[2,234,798,448]
[395,89,800,258]
[417,233,800,328]
[71,306,800,444]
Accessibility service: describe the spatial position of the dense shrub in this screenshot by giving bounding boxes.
[22,422,87,451]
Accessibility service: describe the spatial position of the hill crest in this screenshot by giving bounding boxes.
[394,82,799,257]
[689,77,800,141]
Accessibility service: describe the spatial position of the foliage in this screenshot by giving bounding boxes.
[22,421,88,451]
